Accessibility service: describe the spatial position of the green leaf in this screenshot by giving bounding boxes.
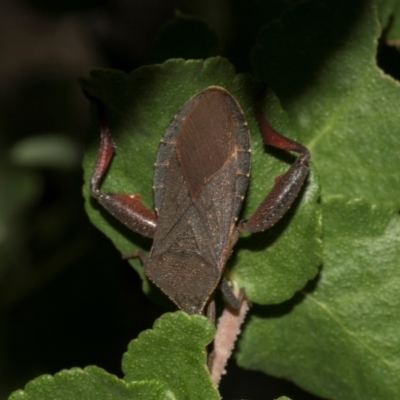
[237,2,400,398]
[252,0,400,208]
[123,311,218,400]
[80,56,322,305]
[9,312,216,400]
[237,198,400,399]
[8,366,167,400]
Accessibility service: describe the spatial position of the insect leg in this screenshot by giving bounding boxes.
[206,298,216,325]
[220,277,245,310]
[90,101,157,238]
[240,106,310,233]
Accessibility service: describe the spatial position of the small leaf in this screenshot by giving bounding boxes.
[8,365,167,400]
[123,311,218,400]
[9,313,217,399]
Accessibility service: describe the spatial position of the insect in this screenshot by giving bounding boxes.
[90,86,310,316]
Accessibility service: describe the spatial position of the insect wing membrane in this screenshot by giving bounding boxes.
[144,87,250,314]
[176,90,235,199]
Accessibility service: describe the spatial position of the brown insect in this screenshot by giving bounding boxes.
[90,86,310,316]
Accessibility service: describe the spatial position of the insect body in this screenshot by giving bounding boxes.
[90,86,310,315]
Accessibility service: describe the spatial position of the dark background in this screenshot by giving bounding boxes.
[0,0,398,398]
